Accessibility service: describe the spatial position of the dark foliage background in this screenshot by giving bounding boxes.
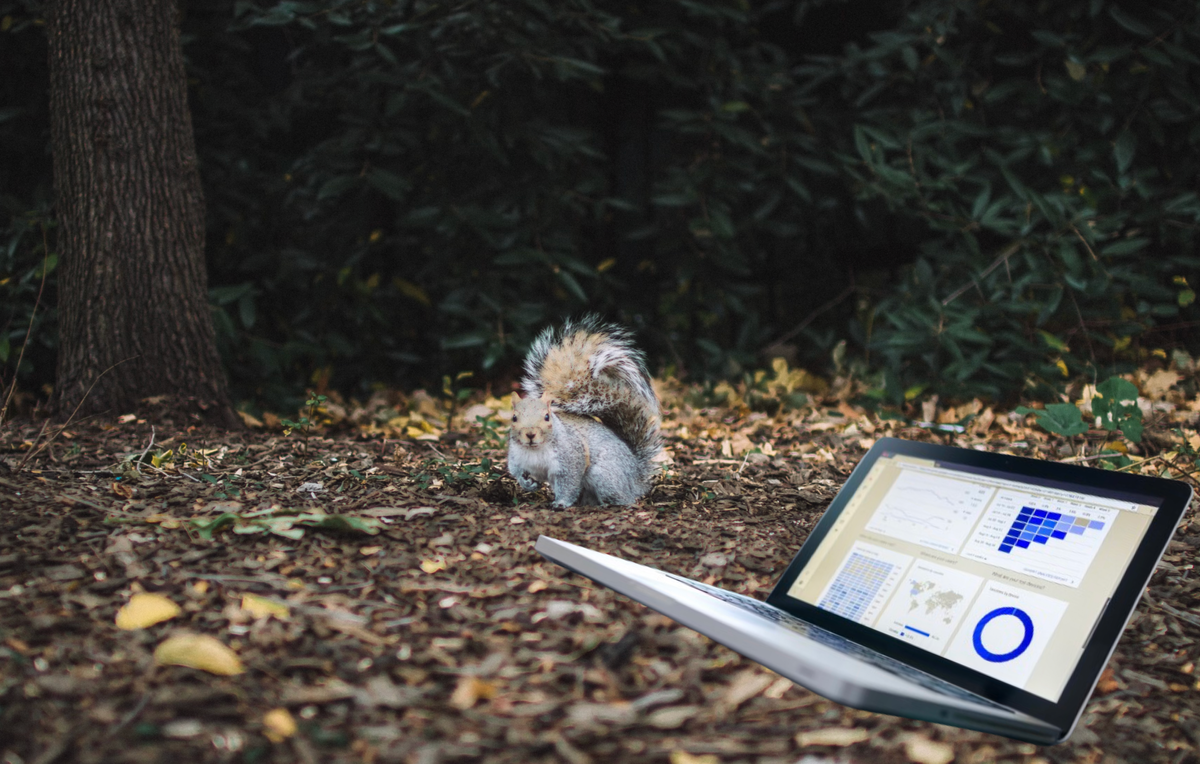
[2,0,1198,410]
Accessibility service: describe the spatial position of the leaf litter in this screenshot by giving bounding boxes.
[0,370,1199,763]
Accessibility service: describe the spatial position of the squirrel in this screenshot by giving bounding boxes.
[507,316,662,507]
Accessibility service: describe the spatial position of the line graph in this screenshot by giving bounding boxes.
[864,470,995,553]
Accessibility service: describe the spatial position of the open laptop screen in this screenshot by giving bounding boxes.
[783,449,1161,703]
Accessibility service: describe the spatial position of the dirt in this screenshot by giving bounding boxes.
[1,405,1198,764]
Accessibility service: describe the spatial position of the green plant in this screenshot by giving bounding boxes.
[1016,375,1144,458]
[281,392,327,440]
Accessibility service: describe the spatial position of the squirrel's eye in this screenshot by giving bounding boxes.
[512,415,517,422]
[543,414,550,422]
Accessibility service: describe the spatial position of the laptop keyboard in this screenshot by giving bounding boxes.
[667,575,1005,710]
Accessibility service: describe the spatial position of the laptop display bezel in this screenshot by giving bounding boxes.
[766,436,1192,732]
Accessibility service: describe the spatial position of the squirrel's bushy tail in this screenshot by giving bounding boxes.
[522,315,662,479]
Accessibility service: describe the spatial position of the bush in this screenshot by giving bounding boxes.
[2,0,1197,409]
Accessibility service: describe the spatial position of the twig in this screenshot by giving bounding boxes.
[0,230,51,430]
[1114,453,1167,473]
[135,425,156,475]
[17,356,137,472]
[941,240,1023,306]
[1059,452,1126,463]
[1069,223,1099,261]
[106,692,152,738]
[767,282,856,349]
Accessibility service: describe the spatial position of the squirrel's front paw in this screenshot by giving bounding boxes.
[515,472,540,491]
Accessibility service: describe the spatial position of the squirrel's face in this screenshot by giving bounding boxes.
[510,395,554,447]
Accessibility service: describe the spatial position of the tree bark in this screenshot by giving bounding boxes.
[47,0,235,425]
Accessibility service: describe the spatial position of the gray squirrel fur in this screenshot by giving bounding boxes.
[507,316,661,507]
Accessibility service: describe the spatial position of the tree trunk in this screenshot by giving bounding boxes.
[47,0,235,425]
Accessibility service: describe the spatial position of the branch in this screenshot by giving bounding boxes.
[941,240,1024,306]
[0,229,51,430]
[767,281,856,350]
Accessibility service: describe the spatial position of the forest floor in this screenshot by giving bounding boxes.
[1,382,1199,764]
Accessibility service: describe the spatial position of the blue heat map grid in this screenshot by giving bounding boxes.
[820,552,895,622]
[998,507,1105,553]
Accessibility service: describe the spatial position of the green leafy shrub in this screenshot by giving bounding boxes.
[803,0,1200,401]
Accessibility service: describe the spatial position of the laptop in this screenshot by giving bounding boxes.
[535,436,1192,744]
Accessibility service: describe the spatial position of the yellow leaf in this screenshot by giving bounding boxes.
[153,633,244,676]
[597,258,617,273]
[241,594,290,621]
[115,593,181,630]
[448,676,497,710]
[1103,441,1127,453]
[795,728,869,747]
[1055,358,1069,377]
[262,708,297,743]
[420,558,447,574]
[670,752,720,764]
[237,410,263,428]
[360,545,383,556]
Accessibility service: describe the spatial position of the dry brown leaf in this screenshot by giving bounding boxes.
[646,705,701,729]
[237,410,263,428]
[720,669,775,710]
[795,727,868,747]
[153,633,244,676]
[262,708,296,743]
[115,593,181,630]
[729,433,754,454]
[763,677,793,699]
[1096,666,1121,694]
[972,407,995,434]
[669,751,720,764]
[903,734,955,764]
[1144,369,1181,400]
[448,676,497,710]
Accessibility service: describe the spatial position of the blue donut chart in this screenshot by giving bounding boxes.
[972,607,1034,662]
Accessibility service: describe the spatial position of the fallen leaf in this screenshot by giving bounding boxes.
[720,669,775,710]
[448,676,497,710]
[795,727,869,747]
[669,752,720,764]
[115,593,181,630]
[903,734,955,764]
[420,558,447,574]
[241,593,289,621]
[646,705,701,729]
[1096,666,1121,694]
[237,410,263,428]
[1143,369,1180,400]
[153,633,244,676]
[360,545,383,556]
[763,677,793,699]
[527,580,549,593]
[262,708,296,743]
